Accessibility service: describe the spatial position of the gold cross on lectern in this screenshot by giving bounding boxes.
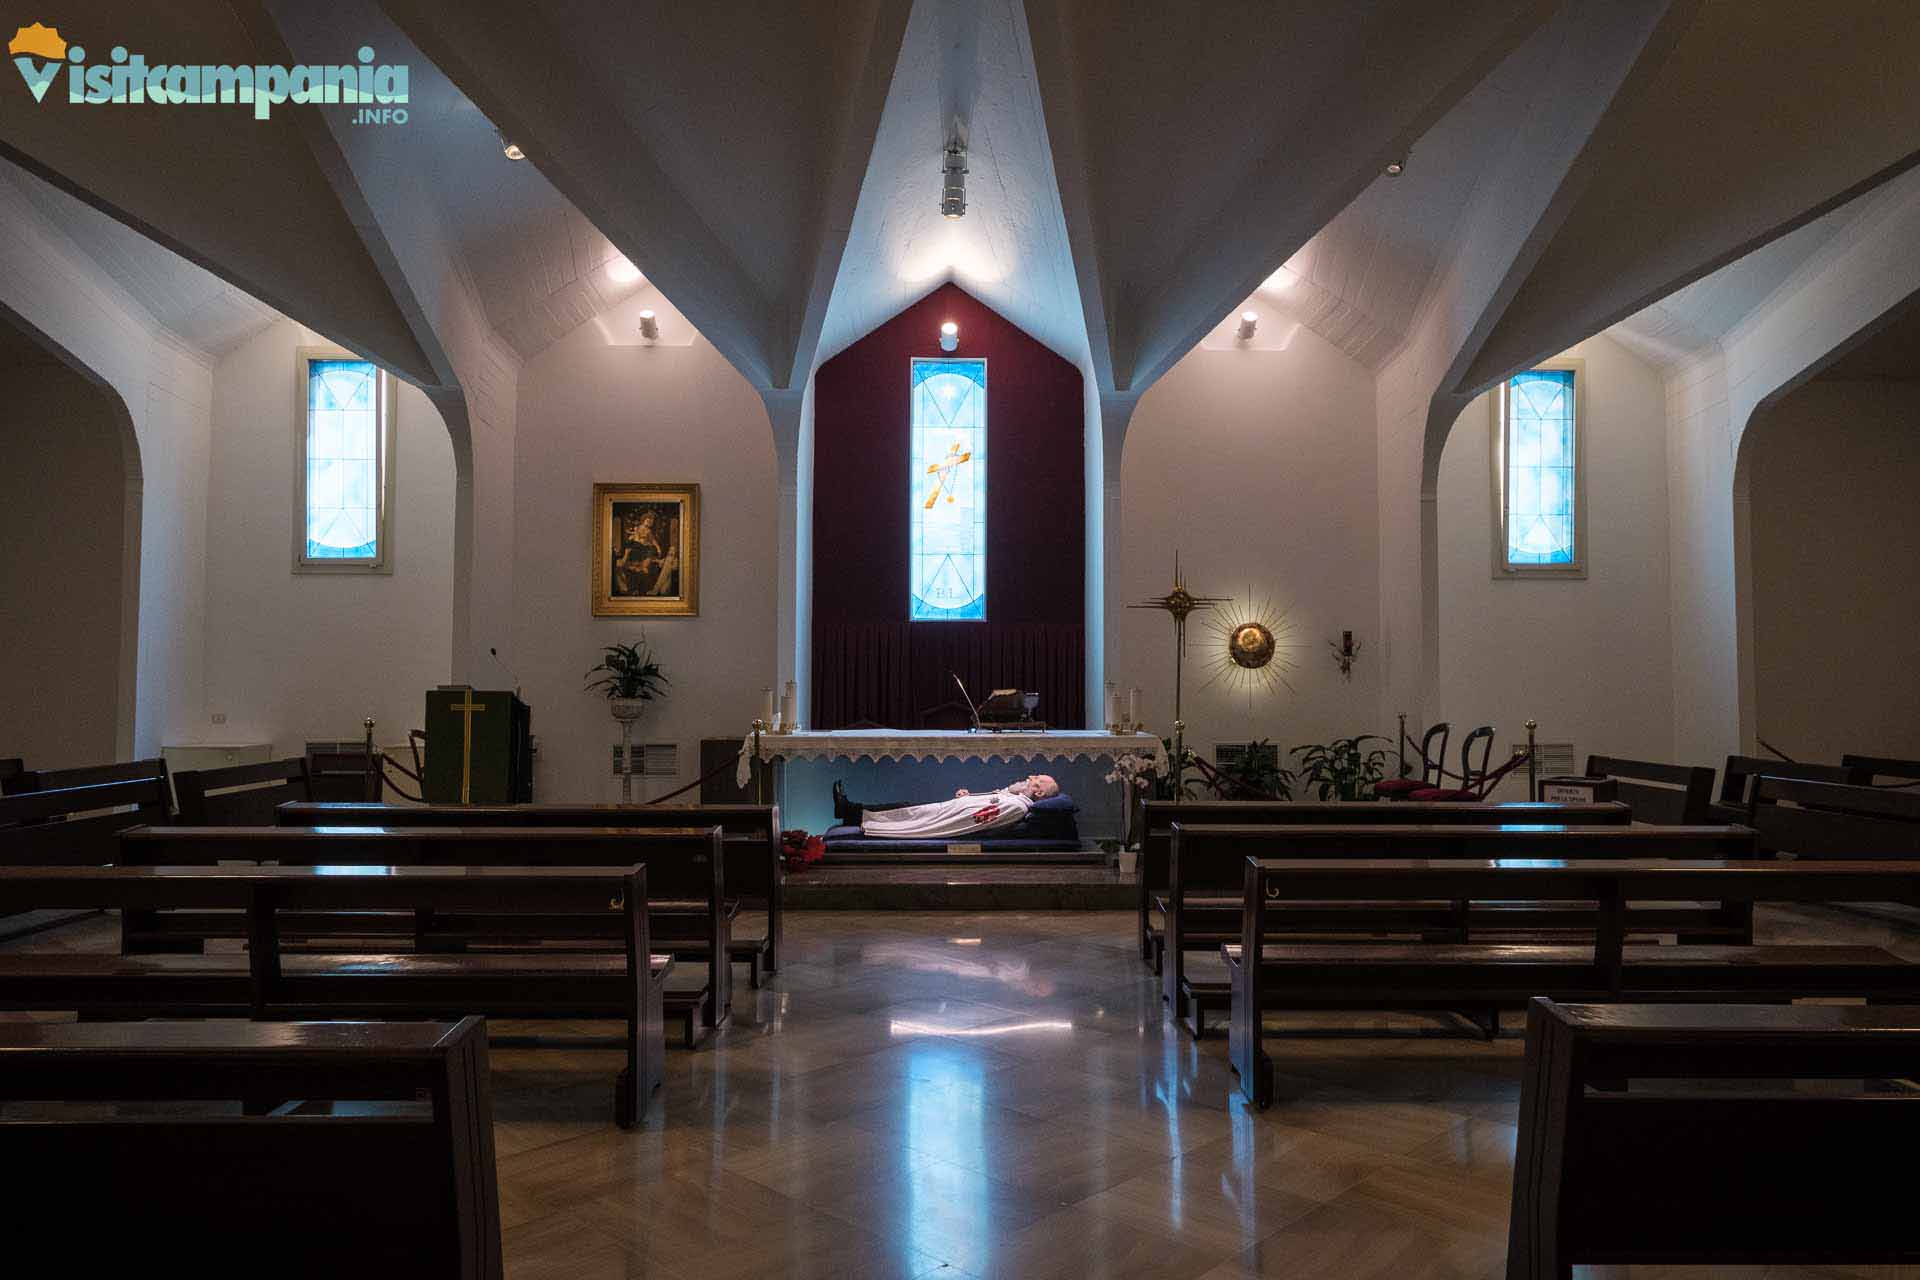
[449,692,486,804]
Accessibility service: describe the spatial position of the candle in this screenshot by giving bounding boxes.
[761,688,776,726]
[780,681,798,733]
[1106,689,1121,730]
[1128,687,1140,728]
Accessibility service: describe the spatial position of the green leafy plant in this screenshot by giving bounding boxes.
[1200,739,1294,800]
[1291,734,1389,801]
[1150,736,1203,800]
[584,636,670,702]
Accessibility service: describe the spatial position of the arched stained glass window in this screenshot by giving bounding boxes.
[1493,363,1585,577]
[909,357,987,620]
[296,350,394,573]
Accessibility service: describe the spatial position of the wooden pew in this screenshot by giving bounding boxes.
[1,755,171,799]
[0,777,174,941]
[0,1017,503,1278]
[1842,753,1920,785]
[118,824,728,1044]
[281,800,785,984]
[1135,799,1631,970]
[1508,1000,1920,1278]
[0,864,669,1127]
[1228,857,1920,1107]
[1745,776,1920,860]
[1165,822,1754,1035]
[1580,755,1716,824]
[174,756,313,824]
[1710,754,1866,822]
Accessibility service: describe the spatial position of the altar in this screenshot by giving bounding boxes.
[736,729,1164,841]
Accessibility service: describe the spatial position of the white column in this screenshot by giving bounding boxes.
[762,380,814,725]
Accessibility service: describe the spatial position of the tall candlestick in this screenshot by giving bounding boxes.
[1128,687,1140,729]
[762,687,776,726]
[779,681,798,733]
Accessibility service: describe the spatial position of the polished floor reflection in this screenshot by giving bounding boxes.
[9,906,1919,1278]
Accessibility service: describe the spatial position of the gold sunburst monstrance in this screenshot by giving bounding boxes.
[1127,554,1230,800]
[1197,593,1300,709]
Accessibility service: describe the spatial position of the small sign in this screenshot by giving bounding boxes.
[1541,776,1616,804]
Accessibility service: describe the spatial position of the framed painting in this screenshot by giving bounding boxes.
[591,482,700,616]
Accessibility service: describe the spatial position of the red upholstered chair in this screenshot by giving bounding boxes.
[1376,722,1449,800]
[1410,725,1496,801]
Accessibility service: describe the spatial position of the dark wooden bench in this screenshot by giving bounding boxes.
[1,755,171,799]
[118,824,728,1045]
[1136,799,1631,971]
[1745,775,1920,859]
[1710,754,1867,823]
[1228,857,1920,1107]
[0,864,670,1127]
[0,1017,502,1277]
[0,777,175,940]
[174,756,313,824]
[1580,755,1715,824]
[1165,822,1756,1035]
[280,801,785,984]
[1843,753,1920,785]
[1508,999,1920,1277]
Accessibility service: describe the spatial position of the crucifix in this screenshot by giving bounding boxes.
[923,440,972,509]
[448,691,486,804]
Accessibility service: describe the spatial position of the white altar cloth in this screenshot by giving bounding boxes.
[736,729,1165,790]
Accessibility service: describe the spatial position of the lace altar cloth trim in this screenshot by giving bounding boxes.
[736,730,1165,790]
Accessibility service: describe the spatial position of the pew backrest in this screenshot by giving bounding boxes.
[1583,755,1715,824]
[1746,776,1920,860]
[1841,754,1920,786]
[1,756,171,801]
[173,757,313,825]
[1715,755,1866,815]
[0,778,173,865]
[0,1015,503,1279]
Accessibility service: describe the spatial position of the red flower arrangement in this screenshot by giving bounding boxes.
[781,829,824,872]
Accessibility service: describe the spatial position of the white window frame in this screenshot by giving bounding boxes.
[1490,357,1587,579]
[293,347,395,575]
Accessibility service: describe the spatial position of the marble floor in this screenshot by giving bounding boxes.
[9,906,1920,1279]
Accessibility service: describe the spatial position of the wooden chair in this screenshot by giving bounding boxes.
[173,757,312,825]
[1408,726,1497,801]
[1376,722,1449,800]
[0,1017,504,1278]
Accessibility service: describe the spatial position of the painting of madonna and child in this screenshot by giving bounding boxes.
[591,483,700,616]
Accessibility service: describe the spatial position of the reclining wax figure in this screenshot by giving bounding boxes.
[834,774,1062,839]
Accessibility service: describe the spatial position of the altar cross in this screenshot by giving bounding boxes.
[449,692,486,804]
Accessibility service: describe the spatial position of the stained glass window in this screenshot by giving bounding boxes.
[299,355,390,570]
[1498,367,1580,572]
[909,357,987,620]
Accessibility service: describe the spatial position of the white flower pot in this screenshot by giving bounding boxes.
[609,698,648,724]
[1117,849,1139,876]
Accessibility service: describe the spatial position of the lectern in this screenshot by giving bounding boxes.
[424,687,532,804]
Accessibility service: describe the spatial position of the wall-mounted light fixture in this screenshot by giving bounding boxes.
[1383,149,1409,177]
[499,131,526,161]
[939,320,959,352]
[638,309,660,341]
[604,256,642,285]
[940,141,968,219]
[1235,311,1258,342]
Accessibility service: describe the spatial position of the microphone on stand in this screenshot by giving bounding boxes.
[489,647,522,699]
[952,673,982,732]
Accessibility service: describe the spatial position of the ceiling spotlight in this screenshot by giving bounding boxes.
[1384,151,1408,177]
[638,309,660,341]
[940,141,968,219]
[604,256,642,285]
[1236,311,1258,341]
[498,131,526,161]
[939,320,959,352]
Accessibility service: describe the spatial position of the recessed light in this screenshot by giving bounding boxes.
[1384,151,1408,177]
[1236,311,1258,341]
[605,256,642,285]
[939,320,959,352]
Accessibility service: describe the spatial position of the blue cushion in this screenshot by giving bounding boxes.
[1029,794,1079,813]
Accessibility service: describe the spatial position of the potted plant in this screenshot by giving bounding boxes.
[1291,734,1389,801]
[1199,739,1294,800]
[585,635,670,722]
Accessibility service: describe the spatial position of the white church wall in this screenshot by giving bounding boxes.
[1745,380,1920,762]
[1663,351,1742,770]
[512,288,777,803]
[1437,335,1674,794]
[0,174,209,759]
[201,319,457,756]
[1119,322,1383,772]
[0,365,130,767]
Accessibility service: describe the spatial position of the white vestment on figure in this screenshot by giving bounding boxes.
[860,789,1033,839]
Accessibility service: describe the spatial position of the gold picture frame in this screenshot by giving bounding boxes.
[591,483,700,616]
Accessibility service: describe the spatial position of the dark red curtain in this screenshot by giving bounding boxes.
[811,283,1085,730]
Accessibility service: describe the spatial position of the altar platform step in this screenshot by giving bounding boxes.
[814,847,1105,867]
[785,863,1130,911]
